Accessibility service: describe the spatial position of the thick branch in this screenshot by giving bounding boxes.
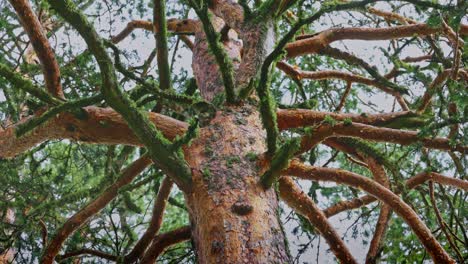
[41,156,152,264]
[140,226,191,264]
[285,23,466,58]
[125,177,174,263]
[8,0,64,98]
[0,106,187,158]
[278,177,358,264]
[284,161,455,263]
[298,122,466,154]
[48,0,193,190]
[364,157,392,264]
[277,109,415,130]
[209,0,244,30]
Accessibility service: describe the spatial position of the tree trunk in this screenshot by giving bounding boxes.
[184,104,291,263]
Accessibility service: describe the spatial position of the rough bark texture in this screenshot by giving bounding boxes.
[0,106,187,158]
[8,0,64,98]
[183,104,290,263]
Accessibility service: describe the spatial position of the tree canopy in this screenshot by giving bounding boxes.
[0,0,467,263]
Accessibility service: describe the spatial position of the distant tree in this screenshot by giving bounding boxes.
[0,0,467,263]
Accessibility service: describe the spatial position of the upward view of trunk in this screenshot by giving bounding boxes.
[184,104,291,263]
[2,0,467,263]
[183,10,290,262]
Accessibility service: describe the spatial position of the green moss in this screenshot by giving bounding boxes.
[0,62,63,105]
[191,5,237,103]
[48,0,192,189]
[226,155,241,168]
[15,94,103,137]
[172,118,199,150]
[204,145,214,157]
[260,137,301,189]
[246,152,258,162]
[202,167,212,180]
[343,117,353,126]
[323,115,337,126]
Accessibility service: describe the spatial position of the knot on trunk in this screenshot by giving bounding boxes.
[231,199,253,215]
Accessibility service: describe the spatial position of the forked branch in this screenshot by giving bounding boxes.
[8,0,64,98]
[284,160,455,263]
[41,156,152,264]
[278,177,358,264]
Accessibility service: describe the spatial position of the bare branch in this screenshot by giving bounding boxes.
[429,182,464,262]
[364,157,392,264]
[56,249,118,262]
[285,23,467,58]
[111,19,198,43]
[284,160,455,263]
[276,61,409,109]
[278,177,358,264]
[125,177,174,262]
[298,122,466,154]
[323,172,468,218]
[140,226,192,264]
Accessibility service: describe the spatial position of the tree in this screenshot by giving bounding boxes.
[0,0,467,263]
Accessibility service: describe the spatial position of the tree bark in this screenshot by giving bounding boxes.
[183,104,291,263]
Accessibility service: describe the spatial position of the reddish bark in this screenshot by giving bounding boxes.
[56,227,190,263]
[277,109,413,130]
[182,105,291,263]
[8,0,64,98]
[278,177,358,264]
[111,19,198,43]
[56,249,118,262]
[277,62,403,96]
[298,122,466,154]
[284,23,467,58]
[323,171,468,217]
[284,161,455,263]
[140,226,192,263]
[0,106,187,158]
[363,158,392,264]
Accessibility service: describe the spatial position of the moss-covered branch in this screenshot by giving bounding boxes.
[190,1,237,103]
[153,0,172,91]
[320,46,409,95]
[15,94,104,137]
[107,42,196,105]
[47,0,192,192]
[0,62,63,105]
[260,137,300,189]
[250,0,381,154]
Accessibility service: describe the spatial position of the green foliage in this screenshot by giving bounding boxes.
[323,115,337,126]
[0,0,466,263]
